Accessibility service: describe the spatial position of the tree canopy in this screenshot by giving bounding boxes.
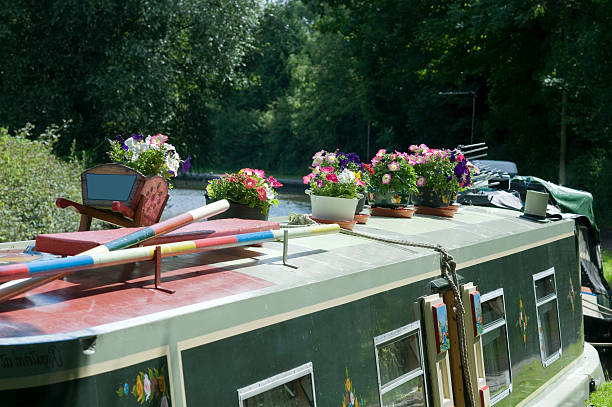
[1,0,611,225]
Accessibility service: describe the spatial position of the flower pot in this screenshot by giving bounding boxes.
[412,187,454,208]
[308,192,358,222]
[367,189,411,208]
[207,199,269,221]
[355,196,366,214]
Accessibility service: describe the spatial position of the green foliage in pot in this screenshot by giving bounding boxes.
[303,150,366,199]
[206,168,283,215]
[368,149,418,195]
[408,144,477,195]
[108,133,191,182]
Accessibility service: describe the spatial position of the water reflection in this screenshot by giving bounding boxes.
[162,188,311,220]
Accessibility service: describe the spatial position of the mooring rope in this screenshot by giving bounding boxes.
[282,215,477,406]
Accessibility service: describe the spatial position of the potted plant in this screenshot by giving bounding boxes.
[108,133,190,183]
[368,149,418,208]
[205,168,283,220]
[74,133,190,225]
[333,151,371,213]
[303,150,365,221]
[408,144,477,207]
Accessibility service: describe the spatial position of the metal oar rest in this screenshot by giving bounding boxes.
[56,163,169,231]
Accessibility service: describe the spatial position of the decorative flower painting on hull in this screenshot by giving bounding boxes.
[116,364,171,406]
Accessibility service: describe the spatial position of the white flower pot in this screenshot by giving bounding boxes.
[308,192,358,222]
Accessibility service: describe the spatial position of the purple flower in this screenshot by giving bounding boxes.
[115,134,125,143]
[345,152,361,163]
[131,133,144,141]
[446,175,453,182]
[182,155,192,174]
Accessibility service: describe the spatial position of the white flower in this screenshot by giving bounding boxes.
[165,152,180,174]
[338,168,356,184]
[143,373,151,401]
[265,185,275,203]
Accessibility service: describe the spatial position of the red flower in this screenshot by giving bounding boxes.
[244,177,257,189]
[267,176,283,188]
[326,173,339,183]
[363,163,374,175]
[257,186,267,201]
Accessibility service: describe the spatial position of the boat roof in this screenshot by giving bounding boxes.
[0,206,575,345]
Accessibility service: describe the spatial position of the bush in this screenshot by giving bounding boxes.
[0,123,84,242]
[587,381,612,407]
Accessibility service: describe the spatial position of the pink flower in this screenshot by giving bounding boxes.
[376,148,387,157]
[355,178,366,187]
[268,176,283,188]
[456,153,465,162]
[417,176,426,186]
[302,174,313,184]
[387,161,399,171]
[257,186,267,201]
[244,177,257,189]
[316,179,324,188]
[382,174,391,184]
[149,134,167,145]
[321,166,334,173]
[326,173,339,183]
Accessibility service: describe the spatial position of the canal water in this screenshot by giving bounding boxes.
[162,188,311,220]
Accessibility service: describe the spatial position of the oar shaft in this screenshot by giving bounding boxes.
[0,225,340,282]
[83,200,230,254]
[0,200,230,301]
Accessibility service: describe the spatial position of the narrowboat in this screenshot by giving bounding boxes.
[0,204,605,406]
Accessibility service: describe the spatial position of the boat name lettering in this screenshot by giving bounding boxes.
[0,346,64,369]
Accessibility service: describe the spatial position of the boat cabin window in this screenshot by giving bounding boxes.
[373,321,428,407]
[480,288,512,404]
[237,362,317,407]
[532,267,562,367]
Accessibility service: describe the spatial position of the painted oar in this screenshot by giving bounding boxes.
[0,224,340,283]
[0,200,230,301]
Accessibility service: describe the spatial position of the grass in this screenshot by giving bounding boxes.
[588,381,612,406]
[603,249,612,286]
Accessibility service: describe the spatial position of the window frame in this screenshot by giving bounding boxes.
[480,288,513,405]
[532,267,563,367]
[373,320,429,407]
[236,362,317,407]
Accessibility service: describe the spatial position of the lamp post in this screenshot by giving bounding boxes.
[438,90,477,144]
